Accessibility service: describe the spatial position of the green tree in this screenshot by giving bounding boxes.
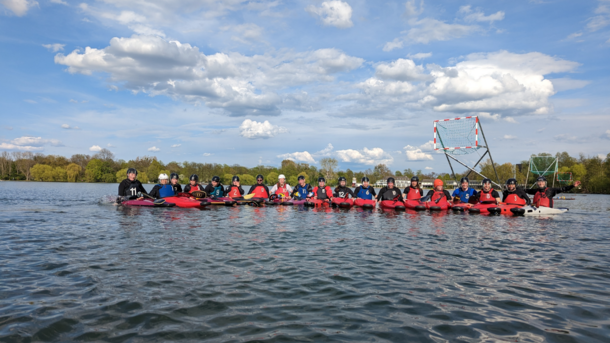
[52,167,67,182]
[85,159,112,182]
[138,172,149,183]
[103,173,116,183]
[403,168,414,178]
[116,168,128,182]
[395,170,403,177]
[288,176,298,186]
[267,172,278,185]
[31,164,53,181]
[66,163,82,182]
[320,158,338,182]
[223,174,233,185]
[239,174,256,186]
[297,171,309,184]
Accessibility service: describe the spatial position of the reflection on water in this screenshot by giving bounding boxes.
[1,182,609,342]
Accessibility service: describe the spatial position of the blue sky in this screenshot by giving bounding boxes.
[1,0,609,173]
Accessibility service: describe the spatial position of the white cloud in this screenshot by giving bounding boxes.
[42,43,65,52]
[107,143,115,147]
[24,99,36,104]
[549,78,591,92]
[407,52,432,60]
[306,1,353,29]
[459,5,505,23]
[69,99,78,103]
[0,143,42,151]
[425,166,433,170]
[50,0,67,4]
[503,134,517,140]
[224,23,265,44]
[384,18,478,50]
[277,151,317,164]
[203,153,212,156]
[601,130,610,140]
[171,144,181,148]
[336,147,394,165]
[148,146,160,152]
[55,35,363,116]
[565,32,583,41]
[0,0,38,16]
[403,143,434,161]
[375,58,429,81]
[61,124,81,130]
[239,119,288,139]
[89,145,102,152]
[11,136,62,147]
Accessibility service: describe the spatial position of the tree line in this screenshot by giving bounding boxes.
[0,149,608,193]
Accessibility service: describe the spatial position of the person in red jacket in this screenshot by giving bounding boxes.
[403,176,424,201]
[312,177,333,203]
[525,176,580,208]
[247,174,271,199]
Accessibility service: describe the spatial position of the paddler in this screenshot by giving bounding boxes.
[353,177,377,202]
[502,178,531,206]
[170,173,182,193]
[403,176,424,201]
[291,175,312,199]
[376,177,403,201]
[525,176,580,208]
[204,176,225,198]
[184,174,204,193]
[118,168,148,200]
[334,176,354,198]
[149,173,175,199]
[247,174,271,199]
[269,174,293,200]
[312,177,333,203]
[424,179,452,202]
[451,177,477,204]
[225,176,244,198]
[476,178,501,205]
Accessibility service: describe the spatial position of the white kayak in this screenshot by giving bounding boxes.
[522,206,568,216]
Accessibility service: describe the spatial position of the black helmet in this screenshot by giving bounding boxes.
[460,177,469,184]
[126,168,137,176]
[256,174,264,181]
[318,177,326,183]
[362,176,370,182]
[411,176,419,182]
[506,178,517,185]
[298,175,305,180]
[338,176,346,182]
[170,172,179,180]
[536,176,547,182]
[387,177,395,184]
[212,176,220,182]
[190,174,199,181]
[482,178,491,184]
[232,176,240,182]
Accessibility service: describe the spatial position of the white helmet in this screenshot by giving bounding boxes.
[158,173,169,180]
[278,174,286,180]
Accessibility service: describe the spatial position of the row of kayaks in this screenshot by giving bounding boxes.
[116,194,568,216]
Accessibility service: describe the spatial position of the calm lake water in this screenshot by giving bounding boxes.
[1,182,609,342]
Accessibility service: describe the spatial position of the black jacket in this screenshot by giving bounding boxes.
[118,179,148,198]
[377,187,402,201]
[425,189,452,201]
[525,185,574,208]
[333,186,354,198]
[502,187,531,205]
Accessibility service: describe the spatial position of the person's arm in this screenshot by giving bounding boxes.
[517,188,532,205]
[347,188,354,197]
[247,185,255,194]
[269,184,278,194]
[501,190,508,202]
[425,189,434,201]
[375,187,385,201]
[444,190,452,201]
[524,188,538,195]
[137,181,148,195]
[550,184,576,196]
[175,184,183,192]
[396,189,403,201]
[149,185,161,199]
[492,190,501,204]
[118,180,126,196]
[451,189,459,201]
[238,186,245,195]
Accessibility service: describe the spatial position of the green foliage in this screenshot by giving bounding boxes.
[223,174,233,185]
[116,168,128,182]
[138,172,149,184]
[239,174,256,186]
[85,159,112,182]
[66,163,82,182]
[288,176,298,186]
[267,172,278,185]
[103,173,116,183]
[297,171,309,184]
[395,170,403,176]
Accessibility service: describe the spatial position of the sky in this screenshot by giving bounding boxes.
[1,0,609,174]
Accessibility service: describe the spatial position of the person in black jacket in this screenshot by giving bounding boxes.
[525,176,581,208]
[424,179,452,201]
[204,176,225,198]
[502,178,531,205]
[248,174,271,198]
[118,168,147,199]
[225,176,245,198]
[334,177,354,198]
[184,174,204,193]
[475,178,501,204]
[170,173,182,193]
[353,177,377,202]
[377,177,402,201]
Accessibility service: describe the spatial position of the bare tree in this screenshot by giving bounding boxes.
[320,157,338,181]
[12,151,36,180]
[93,148,115,162]
[0,151,12,178]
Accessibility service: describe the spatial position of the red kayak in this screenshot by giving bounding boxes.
[451,202,471,212]
[497,204,526,216]
[354,199,376,209]
[331,198,354,208]
[425,198,452,211]
[380,200,406,211]
[200,197,236,206]
[119,198,175,207]
[164,196,209,208]
[404,199,427,211]
[306,199,331,207]
[469,203,501,214]
[265,198,294,206]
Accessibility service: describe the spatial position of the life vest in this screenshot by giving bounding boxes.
[157,184,175,198]
[356,186,373,200]
[453,187,476,203]
[227,186,242,198]
[209,185,224,198]
[505,192,527,206]
[251,185,269,198]
[431,190,446,203]
[381,187,399,200]
[274,183,290,197]
[188,184,201,193]
[124,181,139,196]
[334,186,351,198]
[533,188,551,207]
[171,183,182,193]
[405,187,422,200]
[313,186,332,200]
[479,188,496,204]
[295,184,310,199]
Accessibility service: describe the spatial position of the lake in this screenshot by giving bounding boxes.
[1,182,609,342]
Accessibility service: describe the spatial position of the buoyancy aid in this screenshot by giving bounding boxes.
[453,188,476,203]
[295,184,310,199]
[209,185,224,198]
[251,185,269,198]
[431,190,447,203]
[405,187,422,200]
[187,184,201,193]
[158,184,175,198]
[274,183,290,197]
[124,181,140,197]
[533,188,551,207]
[479,188,497,204]
[505,193,527,206]
[356,186,373,200]
[227,185,242,198]
[313,186,332,200]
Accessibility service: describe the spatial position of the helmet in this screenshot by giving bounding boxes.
[482,178,492,185]
[536,176,547,182]
[318,177,326,183]
[387,177,395,184]
[190,174,199,181]
[298,175,305,181]
[232,176,240,182]
[127,168,137,176]
[212,176,220,182]
[170,173,179,180]
[158,173,168,180]
[434,179,443,187]
[256,174,264,181]
[278,174,285,180]
[460,177,469,184]
[506,178,517,185]
[362,176,370,182]
[411,176,419,182]
[338,176,346,182]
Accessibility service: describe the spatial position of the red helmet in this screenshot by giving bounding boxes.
[433,179,443,187]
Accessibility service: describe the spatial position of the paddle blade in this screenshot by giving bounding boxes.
[191,190,207,198]
[243,193,255,199]
[154,199,166,205]
[420,195,431,202]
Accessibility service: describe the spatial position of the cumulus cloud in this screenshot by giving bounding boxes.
[503,134,517,140]
[375,58,429,81]
[239,119,288,139]
[383,18,478,50]
[0,136,59,151]
[403,140,434,161]
[148,146,160,151]
[54,35,363,116]
[171,144,181,148]
[407,52,432,60]
[277,143,334,164]
[203,153,212,156]
[459,5,505,23]
[0,0,38,16]
[89,145,102,151]
[61,124,81,129]
[306,1,353,29]
[549,78,591,92]
[42,43,65,52]
[603,130,610,140]
[336,147,394,165]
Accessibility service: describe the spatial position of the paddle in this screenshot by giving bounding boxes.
[243,193,256,199]
[140,192,166,204]
[191,190,207,199]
